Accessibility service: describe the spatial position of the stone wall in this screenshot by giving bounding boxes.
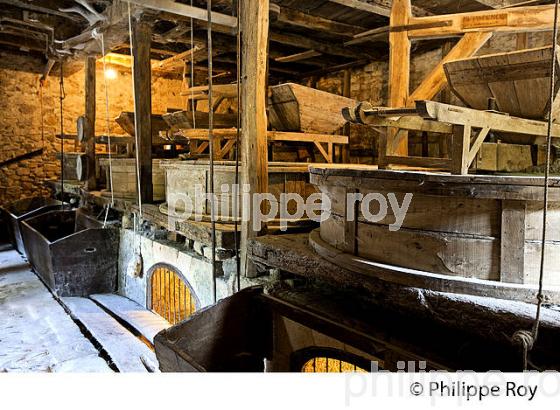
[0,51,183,205]
[118,228,239,310]
[313,32,553,163]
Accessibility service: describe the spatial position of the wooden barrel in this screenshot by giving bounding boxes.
[309,165,560,303]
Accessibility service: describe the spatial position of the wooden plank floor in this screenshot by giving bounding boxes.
[0,249,111,372]
[63,297,159,372]
[90,293,170,344]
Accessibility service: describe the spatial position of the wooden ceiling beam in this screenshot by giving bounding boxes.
[345,25,389,46]
[0,34,46,52]
[325,0,431,18]
[327,0,391,17]
[274,7,366,37]
[270,31,370,59]
[0,0,84,22]
[127,0,237,28]
[275,50,322,63]
[406,4,558,39]
[299,59,370,78]
[151,45,209,70]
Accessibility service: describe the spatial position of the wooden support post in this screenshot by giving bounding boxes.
[342,69,351,163]
[240,0,269,278]
[132,19,153,203]
[451,124,471,175]
[387,0,411,157]
[84,56,96,190]
[500,200,527,284]
[408,32,492,106]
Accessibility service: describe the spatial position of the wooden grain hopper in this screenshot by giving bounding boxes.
[20,208,119,297]
[444,46,560,121]
[115,111,170,138]
[0,197,63,254]
[162,110,238,130]
[268,83,354,134]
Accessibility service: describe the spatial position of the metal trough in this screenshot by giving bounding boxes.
[0,197,63,254]
[20,209,119,297]
[155,287,270,372]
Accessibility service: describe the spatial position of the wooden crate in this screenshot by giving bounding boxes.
[98,158,166,201]
[268,83,355,134]
[473,142,534,172]
[161,160,316,220]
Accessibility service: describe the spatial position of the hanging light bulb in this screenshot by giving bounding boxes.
[104,68,118,80]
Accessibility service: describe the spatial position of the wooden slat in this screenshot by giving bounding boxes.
[467,127,491,167]
[500,200,526,284]
[90,294,171,344]
[385,155,452,169]
[63,297,157,372]
[275,50,322,63]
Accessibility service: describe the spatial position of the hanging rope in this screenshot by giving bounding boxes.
[39,79,47,187]
[128,2,143,222]
[96,30,116,227]
[234,0,241,292]
[190,0,196,129]
[207,0,217,303]
[59,60,66,208]
[511,0,560,370]
[127,1,144,271]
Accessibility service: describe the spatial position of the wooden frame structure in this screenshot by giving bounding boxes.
[386,0,559,159]
[168,129,348,163]
[346,100,560,174]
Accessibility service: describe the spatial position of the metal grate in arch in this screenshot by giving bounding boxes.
[301,357,368,373]
[150,265,197,325]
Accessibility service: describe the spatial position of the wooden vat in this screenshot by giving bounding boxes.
[444,46,560,120]
[268,83,354,134]
[20,209,119,297]
[162,110,238,129]
[98,158,166,201]
[160,160,316,221]
[309,166,560,303]
[0,197,63,254]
